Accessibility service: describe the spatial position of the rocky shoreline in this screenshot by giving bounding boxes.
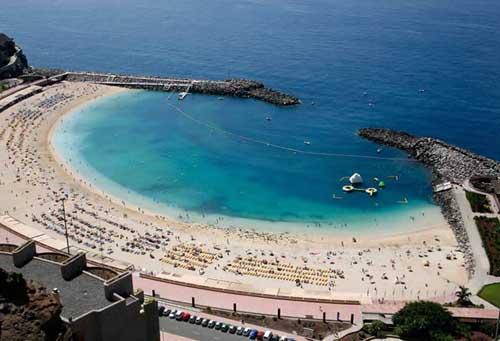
[0,33,29,79]
[358,128,500,275]
[31,69,300,106]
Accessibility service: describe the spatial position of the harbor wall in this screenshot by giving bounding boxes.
[61,71,300,106]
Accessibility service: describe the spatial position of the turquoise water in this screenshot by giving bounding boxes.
[3,0,500,230]
[53,90,436,230]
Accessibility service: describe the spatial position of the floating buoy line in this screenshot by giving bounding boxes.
[166,102,418,162]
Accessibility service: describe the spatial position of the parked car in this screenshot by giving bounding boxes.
[256,331,265,340]
[221,324,229,332]
[163,308,171,317]
[195,316,203,325]
[189,315,196,324]
[279,336,287,341]
[168,312,175,319]
[215,322,222,330]
[249,330,258,339]
[208,320,216,328]
[228,325,237,334]
[175,311,183,320]
[236,326,244,335]
[270,334,280,341]
[201,318,209,327]
[243,328,251,336]
[263,330,273,340]
[158,306,165,316]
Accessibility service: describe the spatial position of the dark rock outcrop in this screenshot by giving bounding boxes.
[358,128,500,184]
[191,79,300,106]
[0,33,29,79]
[0,268,72,341]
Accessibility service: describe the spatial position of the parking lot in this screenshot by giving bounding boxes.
[160,317,242,341]
[158,306,297,341]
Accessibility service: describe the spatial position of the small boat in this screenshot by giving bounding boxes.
[373,177,380,182]
[265,116,272,121]
[178,92,188,100]
[332,193,343,200]
[397,197,409,204]
[304,140,311,145]
[217,97,224,100]
[377,148,382,153]
[378,181,385,188]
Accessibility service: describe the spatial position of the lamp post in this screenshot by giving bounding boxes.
[60,195,70,255]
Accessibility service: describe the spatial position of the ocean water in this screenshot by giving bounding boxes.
[3,0,500,231]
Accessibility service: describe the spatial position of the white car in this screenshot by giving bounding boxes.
[236,326,244,335]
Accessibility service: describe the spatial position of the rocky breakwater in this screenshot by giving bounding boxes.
[358,128,500,275]
[63,71,300,106]
[192,79,300,106]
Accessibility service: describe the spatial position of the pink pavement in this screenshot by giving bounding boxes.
[134,274,363,324]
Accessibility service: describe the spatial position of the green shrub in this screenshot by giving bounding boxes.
[475,217,500,276]
[392,301,455,340]
[363,320,385,337]
[466,191,492,213]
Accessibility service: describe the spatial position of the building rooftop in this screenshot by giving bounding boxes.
[0,253,113,319]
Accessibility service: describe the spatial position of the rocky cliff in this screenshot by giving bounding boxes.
[0,33,29,79]
[0,268,72,341]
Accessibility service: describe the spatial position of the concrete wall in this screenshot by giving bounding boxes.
[61,252,86,280]
[70,295,160,341]
[104,272,133,300]
[12,240,36,267]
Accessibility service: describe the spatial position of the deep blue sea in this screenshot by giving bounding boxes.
[2,0,499,231]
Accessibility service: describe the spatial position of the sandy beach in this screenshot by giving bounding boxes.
[0,81,468,301]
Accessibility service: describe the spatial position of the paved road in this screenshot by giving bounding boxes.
[160,317,242,341]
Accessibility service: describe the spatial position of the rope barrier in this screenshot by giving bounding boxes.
[166,102,417,162]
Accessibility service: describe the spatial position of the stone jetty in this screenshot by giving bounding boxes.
[59,71,300,106]
[358,128,500,183]
[359,128,500,275]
